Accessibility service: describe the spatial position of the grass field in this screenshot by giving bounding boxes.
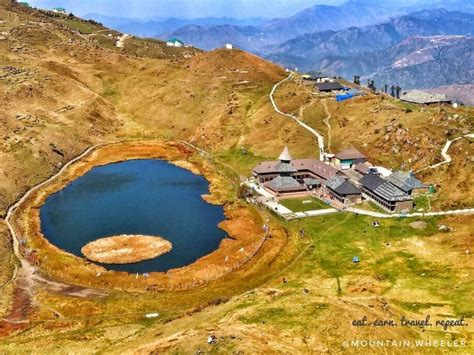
[96,213,472,353]
[280,197,330,212]
[413,194,431,211]
[354,200,387,214]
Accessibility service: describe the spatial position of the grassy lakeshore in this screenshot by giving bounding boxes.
[9,141,294,292]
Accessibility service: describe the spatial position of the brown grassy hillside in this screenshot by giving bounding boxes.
[0,2,306,319]
[295,87,474,209]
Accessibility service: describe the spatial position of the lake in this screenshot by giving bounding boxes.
[40,159,226,273]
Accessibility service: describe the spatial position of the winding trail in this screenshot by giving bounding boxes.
[417,133,474,173]
[270,72,326,161]
[322,99,332,153]
[344,207,474,219]
[3,143,110,324]
[5,143,108,284]
[115,33,130,48]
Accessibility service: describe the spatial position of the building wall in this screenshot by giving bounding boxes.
[362,189,394,212]
[362,188,413,212]
[328,190,345,204]
[264,188,312,198]
[254,173,279,183]
[255,170,327,184]
[277,191,316,200]
[346,194,362,205]
[335,158,354,170]
[327,189,361,206]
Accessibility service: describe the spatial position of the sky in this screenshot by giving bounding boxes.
[27,0,346,19]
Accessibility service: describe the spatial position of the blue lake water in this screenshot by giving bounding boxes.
[40,159,226,273]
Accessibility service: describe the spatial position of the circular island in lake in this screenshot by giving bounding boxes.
[81,235,173,264]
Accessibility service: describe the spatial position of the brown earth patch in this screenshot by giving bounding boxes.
[410,220,427,229]
[81,235,172,264]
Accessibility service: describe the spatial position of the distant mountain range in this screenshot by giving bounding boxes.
[265,10,474,75]
[354,35,473,89]
[84,13,267,38]
[162,0,474,50]
[162,1,410,51]
[87,1,474,91]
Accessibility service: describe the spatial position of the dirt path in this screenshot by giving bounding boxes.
[417,133,473,173]
[346,206,474,218]
[3,143,111,326]
[270,73,326,161]
[2,138,249,325]
[5,143,108,287]
[322,99,332,153]
[116,33,130,48]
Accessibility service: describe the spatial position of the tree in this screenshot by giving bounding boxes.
[396,86,402,99]
[353,75,360,85]
[390,85,396,97]
[368,79,376,92]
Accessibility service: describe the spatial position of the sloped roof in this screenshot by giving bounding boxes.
[252,160,279,174]
[292,159,339,181]
[354,162,372,174]
[315,82,344,91]
[360,173,411,202]
[335,148,366,160]
[253,158,340,180]
[303,178,321,186]
[265,176,305,192]
[274,161,297,173]
[326,176,361,195]
[326,175,345,190]
[279,146,292,161]
[400,90,450,104]
[387,171,425,193]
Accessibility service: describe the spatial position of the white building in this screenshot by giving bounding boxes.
[166,38,184,47]
[53,7,67,14]
[225,44,233,50]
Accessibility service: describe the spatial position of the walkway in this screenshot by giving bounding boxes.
[270,72,326,161]
[246,181,474,220]
[322,99,332,152]
[3,142,116,324]
[5,143,109,288]
[346,207,474,219]
[417,133,473,173]
[115,33,130,48]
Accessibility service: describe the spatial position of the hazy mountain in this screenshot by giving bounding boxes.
[429,84,474,105]
[83,14,149,28]
[264,10,474,72]
[317,35,472,76]
[163,0,412,51]
[84,13,267,38]
[259,1,405,39]
[368,36,474,89]
[314,35,474,90]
